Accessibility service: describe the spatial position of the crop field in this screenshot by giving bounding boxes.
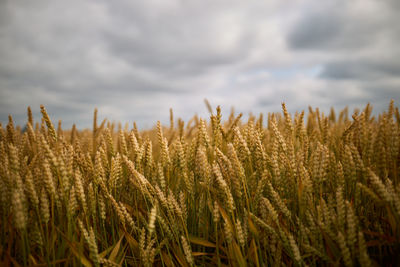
[0,102,399,266]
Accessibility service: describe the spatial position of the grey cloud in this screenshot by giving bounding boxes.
[288,12,344,49]
[287,1,396,51]
[319,61,400,80]
[0,0,399,129]
[311,77,400,116]
[284,0,400,115]
[100,3,254,78]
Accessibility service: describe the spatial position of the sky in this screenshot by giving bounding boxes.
[1,0,399,129]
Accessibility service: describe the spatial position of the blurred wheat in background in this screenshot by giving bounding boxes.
[1,101,399,266]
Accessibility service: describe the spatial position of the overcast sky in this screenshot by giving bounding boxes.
[1,0,399,129]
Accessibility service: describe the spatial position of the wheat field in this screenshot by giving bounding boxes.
[0,102,399,266]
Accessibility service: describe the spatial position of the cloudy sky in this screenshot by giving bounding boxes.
[1,0,399,128]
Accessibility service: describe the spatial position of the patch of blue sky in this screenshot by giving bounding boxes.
[268,65,323,79]
[232,64,323,84]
